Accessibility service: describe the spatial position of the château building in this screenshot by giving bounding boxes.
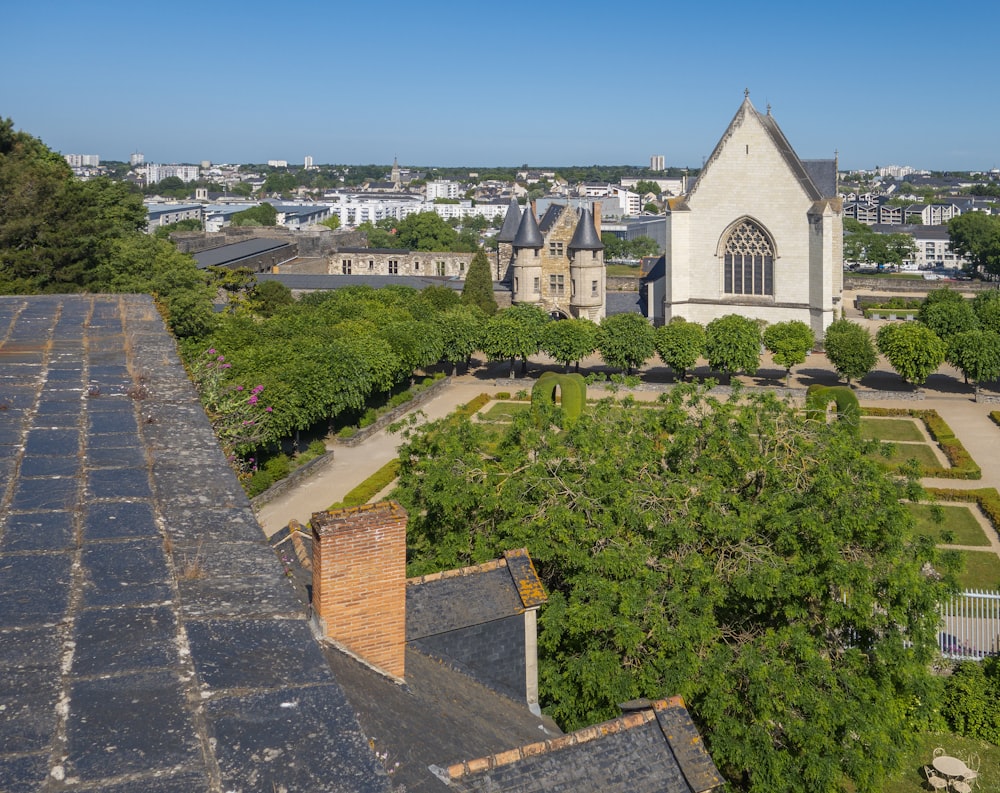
[497,200,607,322]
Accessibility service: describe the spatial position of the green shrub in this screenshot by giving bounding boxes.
[263,454,290,480]
[387,392,414,409]
[337,426,357,439]
[942,659,1000,743]
[358,408,379,428]
[990,410,1000,429]
[457,394,491,417]
[494,392,511,400]
[805,385,861,432]
[307,439,328,457]
[246,470,275,497]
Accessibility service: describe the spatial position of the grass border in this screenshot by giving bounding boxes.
[861,408,982,480]
[990,410,1000,429]
[327,458,400,511]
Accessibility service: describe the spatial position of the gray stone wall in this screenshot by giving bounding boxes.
[328,250,474,278]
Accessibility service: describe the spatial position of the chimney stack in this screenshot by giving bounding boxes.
[311,501,407,680]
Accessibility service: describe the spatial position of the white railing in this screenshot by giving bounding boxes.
[938,590,1000,660]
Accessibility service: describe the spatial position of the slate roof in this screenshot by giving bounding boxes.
[191,237,294,269]
[407,551,546,639]
[444,697,723,793]
[537,203,565,234]
[606,291,644,316]
[0,295,389,793]
[513,207,544,248]
[496,199,522,243]
[568,207,604,251]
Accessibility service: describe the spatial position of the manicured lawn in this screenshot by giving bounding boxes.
[883,731,998,793]
[874,442,942,469]
[953,550,1000,590]
[480,401,531,421]
[907,503,991,546]
[861,417,925,442]
[605,264,642,277]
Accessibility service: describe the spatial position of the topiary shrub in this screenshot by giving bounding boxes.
[532,372,587,424]
[805,385,860,432]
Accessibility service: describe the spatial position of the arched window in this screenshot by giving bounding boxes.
[722,219,774,296]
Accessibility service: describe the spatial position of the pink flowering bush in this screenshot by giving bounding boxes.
[188,348,275,462]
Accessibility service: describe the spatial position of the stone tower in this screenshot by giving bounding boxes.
[568,206,605,322]
[495,198,521,281]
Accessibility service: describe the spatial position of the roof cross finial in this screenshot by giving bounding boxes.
[766,102,771,115]
[744,87,750,99]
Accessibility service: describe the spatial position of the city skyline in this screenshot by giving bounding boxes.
[3,0,998,171]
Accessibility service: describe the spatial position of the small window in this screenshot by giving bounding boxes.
[591,279,599,296]
[459,262,465,274]
[436,261,445,276]
[549,241,564,257]
[368,260,374,271]
[533,276,540,293]
[414,261,420,271]
[549,274,564,296]
[341,259,352,275]
[514,277,519,293]
[388,259,398,275]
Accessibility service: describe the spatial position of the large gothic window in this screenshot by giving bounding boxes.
[722,219,774,296]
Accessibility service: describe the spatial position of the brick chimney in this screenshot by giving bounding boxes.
[311,501,407,680]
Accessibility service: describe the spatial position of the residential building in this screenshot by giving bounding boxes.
[869,224,970,270]
[267,159,288,168]
[645,94,842,337]
[426,179,461,200]
[130,151,144,165]
[144,202,203,232]
[145,163,200,184]
[651,154,665,171]
[64,153,100,167]
[304,155,313,169]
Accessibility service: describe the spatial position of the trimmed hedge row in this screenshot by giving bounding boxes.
[990,410,1000,429]
[925,487,1000,534]
[862,408,982,480]
[458,393,491,417]
[327,458,401,511]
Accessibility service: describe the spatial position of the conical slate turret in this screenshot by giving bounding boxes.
[513,206,543,248]
[497,199,522,243]
[568,207,603,251]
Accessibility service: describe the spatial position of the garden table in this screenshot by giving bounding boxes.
[932,755,970,780]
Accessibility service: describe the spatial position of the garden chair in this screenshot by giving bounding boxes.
[923,765,948,791]
[950,779,971,793]
[933,747,945,758]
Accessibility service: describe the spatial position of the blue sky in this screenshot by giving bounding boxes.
[2,0,997,171]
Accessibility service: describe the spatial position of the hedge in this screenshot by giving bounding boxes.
[327,458,400,510]
[925,487,1000,533]
[862,408,982,480]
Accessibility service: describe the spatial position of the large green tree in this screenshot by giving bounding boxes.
[461,249,498,316]
[595,312,655,374]
[395,385,948,793]
[948,212,1000,276]
[762,320,815,384]
[875,322,946,386]
[541,318,598,372]
[481,304,549,377]
[705,314,762,379]
[843,220,917,269]
[823,319,877,385]
[396,211,459,251]
[654,318,705,381]
[947,329,1000,399]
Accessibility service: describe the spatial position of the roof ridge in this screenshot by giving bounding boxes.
[407,557,507,585]
[445,698,686,780]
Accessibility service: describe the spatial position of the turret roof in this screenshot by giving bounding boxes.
[568,207,604,251]
[513,206,543,248]
[497,199,522,243]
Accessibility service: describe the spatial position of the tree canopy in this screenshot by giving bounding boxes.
[460,249,497,316]
[705,314,762,378]
[762,320,814,382]
[654,317,705,381]
[822,319,877,385]
[875,322,946,386]
[395,385,948,793]
[948,212,1000,276]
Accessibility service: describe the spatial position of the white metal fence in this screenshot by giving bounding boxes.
[938,590,1000,660]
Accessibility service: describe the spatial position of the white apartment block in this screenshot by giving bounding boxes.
[426,180,461,200]
[146,163,200,184]
[130,152,144,166]
[650,155,665,171]
[64,154,100,167]
[267,160,288,168]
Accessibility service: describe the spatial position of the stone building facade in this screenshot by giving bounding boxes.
[328,248,474,278]
[500,201,606,321]
[650,94,842,337]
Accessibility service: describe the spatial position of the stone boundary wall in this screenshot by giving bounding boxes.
[844,276,997,294]
[336,376,452,447]
[250,449,340,510]
[607,276,639,292]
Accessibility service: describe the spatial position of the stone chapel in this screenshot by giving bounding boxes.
[645,93,842,337]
